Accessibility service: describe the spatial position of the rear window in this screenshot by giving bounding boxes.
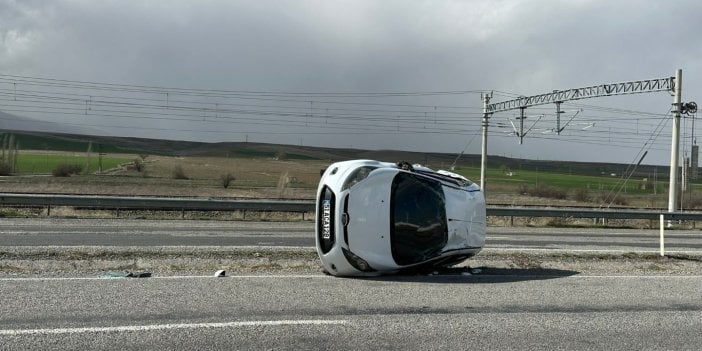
[390,172,448,265]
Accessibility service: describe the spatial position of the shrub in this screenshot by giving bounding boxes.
[0,162,12,176]
[221,173,236,189]
[517,184,530,195]
[172,165,188,180]
[534,186,567,200]
[133,158,145,172]
[52,164,82,177]
[274,151,287,160]
[599,192,629,206]
[683,193,702,209]
[573,188,591,202]
[517,185,567,200]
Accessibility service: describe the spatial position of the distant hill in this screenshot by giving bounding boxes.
[0,129,675,180]
[0,110,107,137]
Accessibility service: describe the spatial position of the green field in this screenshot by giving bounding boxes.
[453,166,702,209]
[0,130,697,208]
[14,153,131,174]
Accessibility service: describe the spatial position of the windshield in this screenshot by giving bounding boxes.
[390,172,448,265]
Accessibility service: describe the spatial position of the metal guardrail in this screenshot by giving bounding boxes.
[0,193,314,213]
[2,193,702,221]
[487,207,702,221]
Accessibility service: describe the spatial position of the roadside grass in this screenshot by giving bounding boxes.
[15,152,131,174]
[455,166,672,195]
[451,165,694,208]
[2,152,329,199]
[2,150,694,209]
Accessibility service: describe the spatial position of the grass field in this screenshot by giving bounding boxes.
[2,149,700,209]
[15,153,131,174]
[444,165,702,209]
[455,166,670,195]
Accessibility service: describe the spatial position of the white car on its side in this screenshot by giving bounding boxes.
[315,160,486,277]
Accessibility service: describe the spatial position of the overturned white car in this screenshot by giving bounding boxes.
[315,160,486,276]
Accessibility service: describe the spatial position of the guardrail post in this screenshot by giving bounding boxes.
[659,214,665,257]
[46,204,51,217]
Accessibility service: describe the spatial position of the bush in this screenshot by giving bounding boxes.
[573,188,591,202]
[599,192,629,206]
[52,164,82,177]
[172,165,188,180]
[0,162,12,176]
[682,193,702,209]
[517,185,567,200]
[274,151,287,160]
[221,173,236,189]
[133,158,145,172]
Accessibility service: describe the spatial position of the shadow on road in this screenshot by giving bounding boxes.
[358,267,580,284]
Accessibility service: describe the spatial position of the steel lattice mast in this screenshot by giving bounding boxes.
[487,76,674,113]
[480,70,690,218]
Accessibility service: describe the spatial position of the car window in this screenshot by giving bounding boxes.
[390,172,448,265]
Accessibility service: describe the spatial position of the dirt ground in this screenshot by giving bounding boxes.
[0,247,700,278]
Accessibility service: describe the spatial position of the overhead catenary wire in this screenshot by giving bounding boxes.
[599,107,672,207]
[0,73,684,159]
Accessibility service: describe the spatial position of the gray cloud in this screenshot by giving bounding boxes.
[1,0,701,165]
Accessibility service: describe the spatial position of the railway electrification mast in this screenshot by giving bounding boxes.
[480,69,696,216]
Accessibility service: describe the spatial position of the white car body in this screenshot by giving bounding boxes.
[315,160,486,276]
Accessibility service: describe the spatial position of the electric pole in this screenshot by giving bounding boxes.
[668,69,682,214]
[480,92,492,193]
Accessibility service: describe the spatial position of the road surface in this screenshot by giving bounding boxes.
[0,218,700,252]
[0,273,700,350]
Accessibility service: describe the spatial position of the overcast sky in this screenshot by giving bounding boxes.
[1,0,702,165]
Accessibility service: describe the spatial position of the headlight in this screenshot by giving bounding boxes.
[341,166,377,191]
[342,248,376,272]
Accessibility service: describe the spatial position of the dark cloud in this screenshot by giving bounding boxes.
[1,0,701,164]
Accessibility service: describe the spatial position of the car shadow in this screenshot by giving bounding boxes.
[355,266,580,284]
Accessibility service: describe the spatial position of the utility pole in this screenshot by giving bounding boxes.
[519,107,526,144]
[555,101,563,134]
[480,92,492,193]
[668,69,682,215]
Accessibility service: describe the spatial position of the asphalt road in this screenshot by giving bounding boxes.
[0,274,700,350]
[1,218,701,252]
[1,218,701,349]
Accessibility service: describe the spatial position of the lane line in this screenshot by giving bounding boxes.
[0,274,329,282]
[483,248,702,254]
[0,319,348,336]
[2,273,702,282]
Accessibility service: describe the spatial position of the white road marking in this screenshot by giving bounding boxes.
[2,273,701,282]
[0,274,328,282]
[483,248,702,254]
[0,319,348,336]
